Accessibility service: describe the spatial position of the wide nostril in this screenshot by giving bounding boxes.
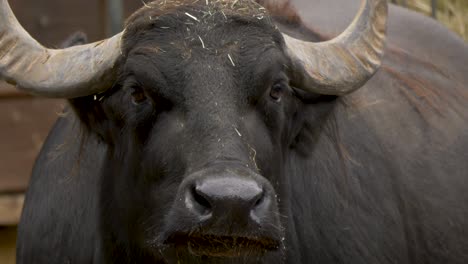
[250,188,270,223]
[192,186,212,210]
[186,177,270,223]
[253,190,265,208]
[186,185,213,217]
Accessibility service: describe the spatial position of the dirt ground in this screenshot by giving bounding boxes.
[0,227,16,264]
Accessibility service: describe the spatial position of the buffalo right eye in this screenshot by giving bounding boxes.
[270,82,288,102]
[131,86,147,105]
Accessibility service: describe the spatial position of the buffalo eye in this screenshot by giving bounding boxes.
[270,82,287,102]
[131,86,147,105]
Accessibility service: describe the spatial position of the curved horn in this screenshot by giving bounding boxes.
[283,0,388,95]
[0,0,122,98]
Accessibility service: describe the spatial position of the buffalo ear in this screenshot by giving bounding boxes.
[59,32,114,143]
[290,90,337,157]
[68,96,115,143]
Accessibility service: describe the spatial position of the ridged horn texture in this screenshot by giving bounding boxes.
[0,0,122,98]
[283,0,388,95]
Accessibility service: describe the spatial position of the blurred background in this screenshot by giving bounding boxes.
[392,0,467,40]
[0,0,466,263]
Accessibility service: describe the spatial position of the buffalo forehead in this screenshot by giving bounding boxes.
[121,0,285,105]
[122,0,278,53]
[130,0,270,19]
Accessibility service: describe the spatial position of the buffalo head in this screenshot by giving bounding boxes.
[0,0,387,261]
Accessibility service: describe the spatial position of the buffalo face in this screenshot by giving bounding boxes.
[71,3,297,261]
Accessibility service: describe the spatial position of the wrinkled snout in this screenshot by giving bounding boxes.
[186,175,270,225]
[163,166,282,256]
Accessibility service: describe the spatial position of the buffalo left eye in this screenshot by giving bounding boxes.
[270,82,287,102]
[131,86,147,105]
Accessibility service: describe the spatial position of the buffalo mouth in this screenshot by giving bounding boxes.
[165,233,280,257]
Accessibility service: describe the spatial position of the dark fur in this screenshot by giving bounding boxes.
[17,0,468,263]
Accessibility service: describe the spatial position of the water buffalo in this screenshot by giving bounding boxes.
[0,0,467,263]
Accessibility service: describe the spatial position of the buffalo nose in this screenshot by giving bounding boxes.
[186,177,270,223]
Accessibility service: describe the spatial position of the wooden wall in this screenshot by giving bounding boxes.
[0,0,144,223]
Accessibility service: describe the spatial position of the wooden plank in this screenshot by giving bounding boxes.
[8,0,106,46]
[0,0,143,194]
[0,88,28,99]
[0,83,30,99]
[0,97,64,193]
[0,194,24,226]
[7,0,144,44]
